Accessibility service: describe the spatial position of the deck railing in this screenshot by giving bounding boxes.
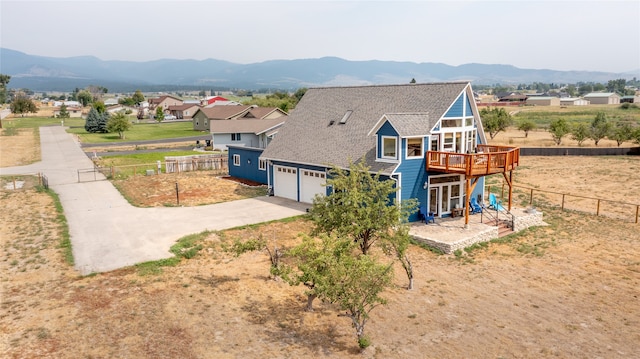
[426,145,520,176]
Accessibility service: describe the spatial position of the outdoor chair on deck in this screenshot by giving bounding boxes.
[470,197,484,214]
[419,204,435,224]
[489,193,505,211]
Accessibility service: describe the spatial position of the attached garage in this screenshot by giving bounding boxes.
[300,169,326,203]
[273,166,298,201]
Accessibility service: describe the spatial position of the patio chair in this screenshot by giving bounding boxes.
[470,197,483,214]
[419,204,435,224]
[489,193,505,211]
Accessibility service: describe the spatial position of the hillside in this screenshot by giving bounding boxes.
[2,48,637,92]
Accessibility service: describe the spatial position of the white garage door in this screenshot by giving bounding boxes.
[274,166,298,201]
[300,169,326,203]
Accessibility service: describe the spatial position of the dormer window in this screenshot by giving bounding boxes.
[382,136,397,159]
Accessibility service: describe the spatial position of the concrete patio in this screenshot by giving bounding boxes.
[409,207,545,254]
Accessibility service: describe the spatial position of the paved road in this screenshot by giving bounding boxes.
[0,126,308,275]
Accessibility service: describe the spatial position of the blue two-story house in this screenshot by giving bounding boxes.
[237,82,519,223]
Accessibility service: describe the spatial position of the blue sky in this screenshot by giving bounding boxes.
[2,0,639,73]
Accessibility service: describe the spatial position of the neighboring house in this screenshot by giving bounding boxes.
[168,103,201,119]
[212,118,284,150]
[52,106,83,118]
[251,82,518,223]
[526,97,560,106]
[559,97,590,106]
[148,95,184,112]
[498,94,528,103]
[201,96,229,106]
[104,98,119,106]
[583,92,621,105]
[620,95,640,103]
[191,105,255,131]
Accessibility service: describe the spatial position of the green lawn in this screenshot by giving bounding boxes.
[3,117,86,129]
[67,121,201,143]
[3,116,202,144]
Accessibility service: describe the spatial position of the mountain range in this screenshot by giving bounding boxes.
[1,48,638,92]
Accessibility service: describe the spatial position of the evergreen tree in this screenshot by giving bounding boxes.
[57,103,70,119]
[84,107,104,133]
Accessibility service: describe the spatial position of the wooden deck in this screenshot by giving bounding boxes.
[425,145,520,176]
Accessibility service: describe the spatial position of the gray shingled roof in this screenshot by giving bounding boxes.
[210,118,284,135]
[380,113,433,137]
[198,105,253,120]
[261,82,470,175]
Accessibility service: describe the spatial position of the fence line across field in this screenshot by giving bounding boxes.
[490,184,639,224]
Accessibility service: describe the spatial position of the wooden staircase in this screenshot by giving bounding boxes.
[497,221,513,237]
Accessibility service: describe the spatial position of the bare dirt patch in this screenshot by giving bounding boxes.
[2,156,639,358]
[112,171,267,207]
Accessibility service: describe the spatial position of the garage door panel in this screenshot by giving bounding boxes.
[274,166,297,201]
[300,170,326,203]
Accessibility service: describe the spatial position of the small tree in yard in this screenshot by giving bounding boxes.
[548,118,570,145]
[309,161,417,256]
[517,120,536,138]
[277,234,353,311]
[155,107,165,122]
[480,107,513,139]
[57,103,70,119]
[106,112,131,139]
[325,250,393,349]
[380,225,414,290]
[589,112,611,146]
[10,94,37,117]
[571,123,589,146]
[608,122,633,147]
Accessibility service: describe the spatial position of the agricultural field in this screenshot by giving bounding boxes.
[1,123,639,358]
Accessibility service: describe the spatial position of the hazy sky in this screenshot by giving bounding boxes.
[2,0,639,73]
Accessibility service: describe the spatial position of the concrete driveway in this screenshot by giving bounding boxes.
[0,126,308,274]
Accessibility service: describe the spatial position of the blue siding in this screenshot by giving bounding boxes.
[444,93,465,118]
[228,147,267,184]
[395,142,427,222]
[464,94,475,117]
[376,122,399,158]
[470,176,485,205]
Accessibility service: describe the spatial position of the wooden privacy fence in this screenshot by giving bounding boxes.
[165,154,228,174]
[490,184,639,224]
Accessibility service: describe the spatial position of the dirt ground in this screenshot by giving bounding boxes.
[1,128,640,358]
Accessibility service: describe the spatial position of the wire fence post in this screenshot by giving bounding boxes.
[561,194,565,211]
[636,205,639,224]
[596,199,600,216]
[529,188,533,205]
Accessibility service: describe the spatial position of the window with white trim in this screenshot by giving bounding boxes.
[406,137,423,159]
[231,133,242,141]
[381,136,397,160]
[259,159,267,171]
[233,154,240,166]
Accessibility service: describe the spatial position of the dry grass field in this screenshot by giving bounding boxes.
[1,127,639,358]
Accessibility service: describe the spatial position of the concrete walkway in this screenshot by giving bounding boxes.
[0,126,308,275]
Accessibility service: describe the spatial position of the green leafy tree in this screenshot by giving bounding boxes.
[277,234,353,311]
[517,120,536,138]
[132,90,145,104]
[379,225,414,290]
[608,122,634,147]
[10,93,37,117]
[633,128,640,145]
[571,123,589,146]
[589,112,611,146]
[155,107,165,122]
[480,107,513,139]
[410,78,416,84]
[309,161,417,256]
[548,118,570,145]
[57,103,70,119]
[106,112,131,139]
[77,90,93,106]
[92,101,106,114]
[325,250,393,349]
[0,74,11,104]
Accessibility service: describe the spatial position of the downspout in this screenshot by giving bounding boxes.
[266,160,273,196]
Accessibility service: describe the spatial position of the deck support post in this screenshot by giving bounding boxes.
[464,177,470,228]
[501,170,514,212]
